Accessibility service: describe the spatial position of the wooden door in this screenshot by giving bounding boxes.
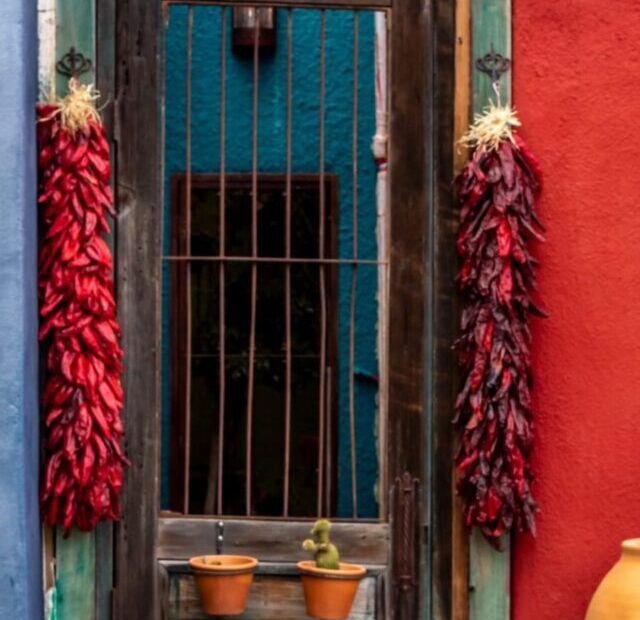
[111,0,431,618]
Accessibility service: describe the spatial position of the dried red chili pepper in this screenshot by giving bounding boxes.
[37,85,127,534]
[454,113,545,547]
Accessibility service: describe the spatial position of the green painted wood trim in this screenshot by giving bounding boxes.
[471,0,511,111]
[95,523,113,620]
[55,529,96,620]
[55,0,95,96]
[469,1,511,619]
[469,530,510,620]
[53,1,98,618]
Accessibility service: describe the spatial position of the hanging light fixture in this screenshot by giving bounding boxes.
[232,7,276,54]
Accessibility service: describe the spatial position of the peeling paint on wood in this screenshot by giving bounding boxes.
[471,0,511,111]
[50,1,99,617]
[55,529,96,620]
[38,0,56,100]
[55,0,95,95]
[112,0,163,617]
[468,1,511,619]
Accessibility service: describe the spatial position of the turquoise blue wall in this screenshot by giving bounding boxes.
[0,0,42,616]
[163,6,379,517]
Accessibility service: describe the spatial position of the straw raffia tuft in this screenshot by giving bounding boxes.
[43,79,101,134]
[460,103,521,151]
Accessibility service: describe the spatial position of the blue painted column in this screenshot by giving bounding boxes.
[0,0,42,618]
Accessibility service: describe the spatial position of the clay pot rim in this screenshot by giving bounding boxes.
[297,560,366,580]
[189,554,259,574]
[622,539,640,554]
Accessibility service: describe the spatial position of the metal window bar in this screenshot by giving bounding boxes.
[164,256,387,265]
[183,5,194,514]
[245,13,261,517]
[317,8,327,518]
[203,5,230,517]
[283,7,293,517]
[165,3,389,521]
[164,0,392,9]
[349,10,359,519]
[325,366,333,515]
[217,5,228,517]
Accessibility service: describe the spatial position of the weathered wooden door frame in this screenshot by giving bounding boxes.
[112,0,163,618]
[110,0,447,618]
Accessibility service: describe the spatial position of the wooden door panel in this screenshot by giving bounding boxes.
[158,517,389,565]
[113,0,162,618]
[112,0,431,617]
[163,567,381,620]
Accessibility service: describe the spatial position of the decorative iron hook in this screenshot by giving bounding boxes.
[56,47,93,80]
[475,44,511,84]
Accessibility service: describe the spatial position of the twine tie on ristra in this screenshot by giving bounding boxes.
[459,99,521,152]
[41,78,102,135]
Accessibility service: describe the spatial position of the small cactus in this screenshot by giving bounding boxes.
[302,519,340,570]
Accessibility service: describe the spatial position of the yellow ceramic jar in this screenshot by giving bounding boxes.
[586,539,640,620]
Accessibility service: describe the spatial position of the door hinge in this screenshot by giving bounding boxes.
[392,471,420,594]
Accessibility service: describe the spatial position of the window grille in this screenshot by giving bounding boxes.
[161,2,389,521]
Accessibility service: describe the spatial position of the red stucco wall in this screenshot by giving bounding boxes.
[512,2,640,619]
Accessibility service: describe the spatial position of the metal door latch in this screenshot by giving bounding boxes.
[392,472,420,593]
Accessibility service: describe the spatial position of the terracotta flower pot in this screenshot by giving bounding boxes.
[297,560,366,620]
[586,539,640,620]
[189,555,258,616]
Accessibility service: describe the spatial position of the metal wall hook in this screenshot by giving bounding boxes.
[216,521,224,555]
[56,47,93,80]
[475,44,511,84]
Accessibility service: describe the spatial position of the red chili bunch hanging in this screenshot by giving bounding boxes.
[37,82,127,533]
[454,104,544,546]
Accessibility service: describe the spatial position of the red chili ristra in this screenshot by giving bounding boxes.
[454,133,544,546]
[37,104,127,533]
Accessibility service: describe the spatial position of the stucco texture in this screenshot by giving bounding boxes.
[0,0,41,618]
[513,2,640,618]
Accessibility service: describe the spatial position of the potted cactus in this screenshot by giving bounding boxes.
[189,555,258,616]
[297,519,366,620]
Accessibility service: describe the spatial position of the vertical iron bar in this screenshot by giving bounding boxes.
[245,9,260,516]
[348,10,359,519]
[283,8,293,518]
[183,5,194,514]
[325,366,333,516]
[217,5,227,515]
[317,9,327,518]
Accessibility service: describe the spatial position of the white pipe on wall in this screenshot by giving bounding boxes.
[372,10,389,515]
